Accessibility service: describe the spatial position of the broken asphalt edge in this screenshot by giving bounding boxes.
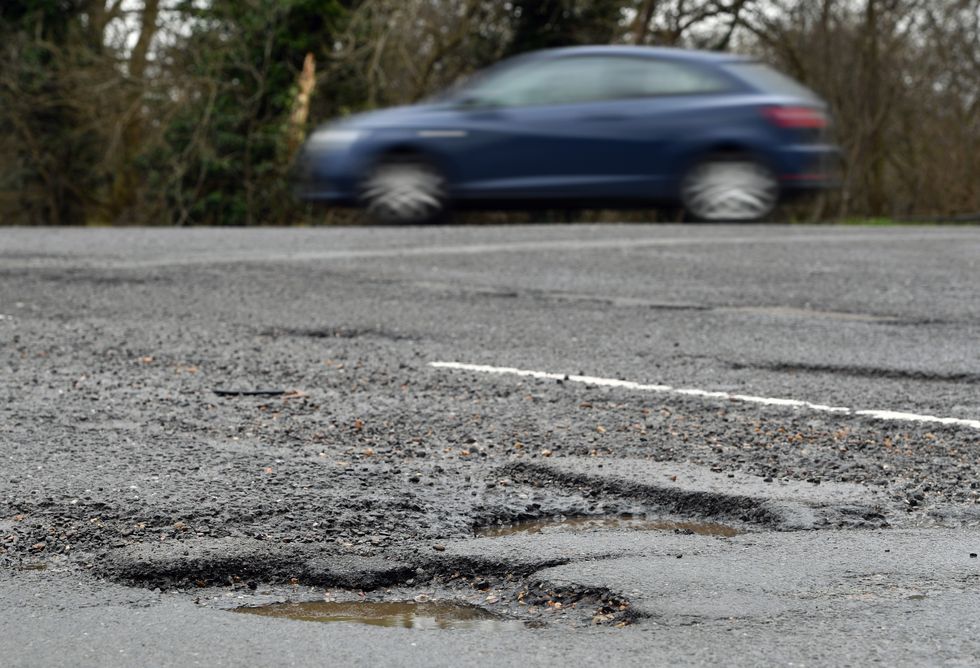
[499,460,890,531]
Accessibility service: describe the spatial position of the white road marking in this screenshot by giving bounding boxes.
[430,361,980,431]
[5,230,978,270]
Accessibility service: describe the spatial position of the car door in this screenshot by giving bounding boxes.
[443,55,733,201]
[584,56,737,198]
[443,56,633,199]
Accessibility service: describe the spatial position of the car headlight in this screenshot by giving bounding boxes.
[306,128,364,149]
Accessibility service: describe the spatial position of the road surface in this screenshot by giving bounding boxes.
[1,224,979,666]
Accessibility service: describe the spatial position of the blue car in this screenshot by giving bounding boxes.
[296,46,838,223]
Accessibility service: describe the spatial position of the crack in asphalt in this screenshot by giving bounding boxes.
[262,326,421,343]
[391,280,964,325]
[727,360,980,384]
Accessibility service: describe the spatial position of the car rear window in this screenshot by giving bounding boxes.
[727,62,818,100]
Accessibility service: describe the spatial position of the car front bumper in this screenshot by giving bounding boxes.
[291,145,366,205]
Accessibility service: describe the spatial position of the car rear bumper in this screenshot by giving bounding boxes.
[775,144,842,192]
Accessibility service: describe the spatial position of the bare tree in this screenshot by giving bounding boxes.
[628,0,758,48]
[740,0,980,218]
[2,0,977,225]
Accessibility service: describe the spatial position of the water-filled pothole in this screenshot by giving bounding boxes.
[476,515,738,538]
[235,601,525,631]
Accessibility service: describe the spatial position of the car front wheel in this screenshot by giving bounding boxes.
[681,157,778,222]
[361,158,447,225]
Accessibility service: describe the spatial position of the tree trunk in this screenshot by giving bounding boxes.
[110,0,161,222]
[864,0,886,215]
[632,0,658,45]
[129,0,161,81]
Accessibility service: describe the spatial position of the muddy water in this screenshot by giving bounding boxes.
[235,601,525,631]
[476,515,738,538]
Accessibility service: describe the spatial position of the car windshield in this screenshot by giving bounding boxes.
[428,54,544,104]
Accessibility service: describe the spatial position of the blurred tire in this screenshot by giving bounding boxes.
[361,157,447,225]
[681,156,778,222]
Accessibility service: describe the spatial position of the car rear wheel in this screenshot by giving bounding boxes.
[681,157,778,222]
[361,157,447,225]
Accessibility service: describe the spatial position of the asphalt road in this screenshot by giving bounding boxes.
[1,224,979,666]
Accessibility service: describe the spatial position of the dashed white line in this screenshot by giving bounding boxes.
[430,361,980,431]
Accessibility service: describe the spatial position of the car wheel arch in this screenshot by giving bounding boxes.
[366,144,452,180]
[672,141,777,194]
[686,141,773,172]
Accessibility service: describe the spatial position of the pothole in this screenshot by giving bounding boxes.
[476,514,739,538]
[234,600,525,631]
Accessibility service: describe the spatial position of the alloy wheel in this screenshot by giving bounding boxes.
[682,159,778,222]
[362,161,446,224]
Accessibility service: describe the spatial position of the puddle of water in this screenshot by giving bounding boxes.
[476,515,738,538]
[235,601,525,631]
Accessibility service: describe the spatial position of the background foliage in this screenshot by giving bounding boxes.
[1,0,978,225]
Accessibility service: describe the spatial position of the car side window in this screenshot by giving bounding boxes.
[599,58,732,99]
[464,56,731,109]
[467,57,610,108]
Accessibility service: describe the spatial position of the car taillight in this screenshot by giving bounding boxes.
[763,106,828,129]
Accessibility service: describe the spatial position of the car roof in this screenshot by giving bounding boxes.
[529,45,750,65]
